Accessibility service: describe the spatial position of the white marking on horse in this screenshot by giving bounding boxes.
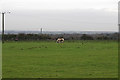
[56,38,64,43]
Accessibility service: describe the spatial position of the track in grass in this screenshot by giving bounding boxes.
[2,40,118,78]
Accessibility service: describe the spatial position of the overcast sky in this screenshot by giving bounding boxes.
[0,0,119,31]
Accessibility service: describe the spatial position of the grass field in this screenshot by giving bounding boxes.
[2,40,118,78]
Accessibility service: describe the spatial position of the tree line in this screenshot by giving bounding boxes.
[4,33,118,41]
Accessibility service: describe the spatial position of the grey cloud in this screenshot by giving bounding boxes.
[0,9,118,31]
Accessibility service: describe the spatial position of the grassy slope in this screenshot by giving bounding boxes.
[2,40,118,78]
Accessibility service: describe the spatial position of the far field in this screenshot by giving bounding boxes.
[2,40,118,78]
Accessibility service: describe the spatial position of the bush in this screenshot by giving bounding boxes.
[81,34,93,40]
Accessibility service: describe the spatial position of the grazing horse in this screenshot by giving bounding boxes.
[56,38,64,43]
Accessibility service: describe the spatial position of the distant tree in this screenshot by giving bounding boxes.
[81,34,93,40]
[97,37,103,40]
[103,36,109,40]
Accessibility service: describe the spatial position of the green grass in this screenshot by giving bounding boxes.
[2,40,118,78]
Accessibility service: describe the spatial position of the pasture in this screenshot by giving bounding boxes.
[2,40,118,78]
